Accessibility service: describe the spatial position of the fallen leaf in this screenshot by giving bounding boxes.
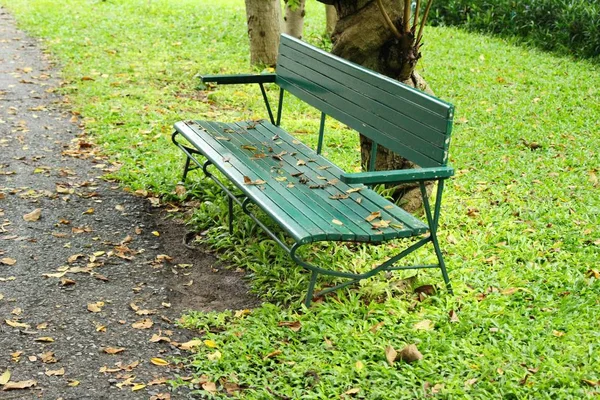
[150,358,169,366]
[278,321,302,332]
[0,258,16,266]
[501,287,520,295]
[413,319,434,331]
[332,219,343,226]
[178,340,202,350]
[132,319,153,329]
[28,356,37,362]
[385,345,397,366]
[67,380,80,387]
[87,301,104,313]
[5,320,29,329]
[103,347,125,354]
[345,388,360,395]
[150,334,171,343]
[23,208,41,222]
[365,211,381,222]
[204,339,218,348]
[398,344,423,363]
[414,284,436,296]
[0,370,10,385]
[132,383,146,391]
[60,278,76,286]
[465,378,478,387]
[34,337,54,342]
[40,352,56,363]
[552,330,565,337]
[45,367,64,376]
[207,350,222,361]
[82,208,94,215]
[263,350,282,360]
[202,381,217,393]
[449,310,460,323]
[2,380,36,391]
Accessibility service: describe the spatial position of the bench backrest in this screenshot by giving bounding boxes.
[275,34,454,168]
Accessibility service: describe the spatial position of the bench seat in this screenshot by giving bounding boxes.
[174,119,428,245]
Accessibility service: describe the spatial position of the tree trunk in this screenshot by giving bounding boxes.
[284,0,306,39]
[245,0,282,66]
[319,0,433,212]
[325,5,338,36]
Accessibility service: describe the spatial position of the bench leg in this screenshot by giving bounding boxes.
[228,195,234,235]
[182,155,192,182]
[305,270,319,307]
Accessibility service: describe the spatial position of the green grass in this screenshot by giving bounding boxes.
[2,0,599,398]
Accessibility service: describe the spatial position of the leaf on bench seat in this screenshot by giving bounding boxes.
[296,159,306,166]
[275,177,287,182]
[243,176,266,185]
[346,187,362,194]
[332,219,343,226]
[365,211,381,222]
[329,194,349,200]
[215,136,230,141]
[241,145,257,151]
[317,165,330,170]
[251,153,266,160]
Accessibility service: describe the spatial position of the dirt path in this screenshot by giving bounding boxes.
[0,8,259,399]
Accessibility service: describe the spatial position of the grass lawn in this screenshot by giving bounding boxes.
[2,0,599,398]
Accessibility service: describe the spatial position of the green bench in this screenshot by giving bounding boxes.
[172,34,455,306]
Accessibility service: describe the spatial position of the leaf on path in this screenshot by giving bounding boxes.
[60,278,76,286]
[0,258,16,266]
[40,352,57,363]
[103,347,125,354]
[132,383,146,391]
[178,340,202,350]
[131,319,153,329]
[67,253,84,263]
[36,322,48,330]
[87,302,104,313]
[34,337,54,343]
[0,370,10,385]
[23,209,41,222]
[5,320,29,329]
[1,380,36,391]
[150,334,171,344]
[147,377,167,386]
[82,208,94,215]
[67,380,80,387]
[0,294,4,301]
[385,345,397,366]
[150,358,169,366]
[45,367,64,376]
[43,271,68,278]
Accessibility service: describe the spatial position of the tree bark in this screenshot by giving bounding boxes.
[320,0,433,211]
[325,5,338,36]
[284,0,306,39]
[245,0,282,66]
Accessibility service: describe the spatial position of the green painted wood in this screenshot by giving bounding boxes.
[227,121,378,242]
[277,56,446,161]
[275,34,454,167]
[200,73,277,85]
[256,122,428,235]
[280,34,453,119]
[279,45,449,145]
[196,120,359,242]
[340,166,455,185]
[174,121,324,243]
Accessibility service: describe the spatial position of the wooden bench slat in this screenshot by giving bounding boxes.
[277,75,443,168]
[280,35,453,119]
[197,120,361,241]
[175,121,327,243]
[224,122,382,241]
[254,122,428,235]
[278,45,449,144]
[277,56,447,162]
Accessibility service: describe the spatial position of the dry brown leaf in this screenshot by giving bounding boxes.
[0,370,10,385]
[398,344,423,363]
[34,337,54,342]
[385,345,397,366]
[0,257,16,266]
[40,352,56,363]
[332,219,343,226]
[5,320,29,329]
[278,321,302,332]
[365,211,381,222]
[413,319,434,331]
[2,380,36,391]
[501,287,520,295]
[263,350,282,360]
[45,367,64,376]
[67,253,84,263]
[23,208,41,222]
[67,380,80,387]
[449,310,460,323]
[178,340,202,350]
[202,381,217,393]
[345,387,360,395]
[150,334,171,344]
[87,302,104,313]
[131,319,153,329]
[60,278,76,286]
[103,347,125,354]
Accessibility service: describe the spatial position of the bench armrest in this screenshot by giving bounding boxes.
[340,166,454,185]
[200,73,277,85]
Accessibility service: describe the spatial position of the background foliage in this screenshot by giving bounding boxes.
[429,0,600,59]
